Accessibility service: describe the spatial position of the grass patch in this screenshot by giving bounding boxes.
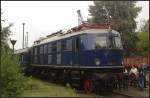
[20,77,76,97]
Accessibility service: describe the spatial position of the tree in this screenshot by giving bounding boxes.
[88,1,141,56]
[139,20,149,33]
[1,12,12,49]
[136,20,149,56]
[1,13,28,96]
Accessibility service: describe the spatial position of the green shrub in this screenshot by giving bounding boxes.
[1,48,28,97]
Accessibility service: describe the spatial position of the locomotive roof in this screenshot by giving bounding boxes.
[33,29,119,47]
[14,47,30,54]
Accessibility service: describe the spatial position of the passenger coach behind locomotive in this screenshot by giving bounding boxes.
[16,23,123,93]
[15,48,30,71]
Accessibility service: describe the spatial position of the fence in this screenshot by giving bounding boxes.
[123,56,149,67]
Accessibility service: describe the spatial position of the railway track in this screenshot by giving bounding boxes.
[112,91,135,97]
[76,90,136,97]
[26,73,149,97]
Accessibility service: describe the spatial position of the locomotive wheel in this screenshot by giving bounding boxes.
[98,79,105,92]
[84,79,93,94]
[40,69,47,79]
[47,70,53,82]
[60,72,68,86]
[33,68,39,77]
[93,80,100,94]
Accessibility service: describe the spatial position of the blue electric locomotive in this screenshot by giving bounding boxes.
[16,23,123,93]
[30,25,123,69]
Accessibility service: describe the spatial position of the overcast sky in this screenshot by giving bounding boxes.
[1,1,149,50]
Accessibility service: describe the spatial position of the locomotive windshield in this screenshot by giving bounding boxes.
[94,34,122,49]
[95,36,107,49]
[114,36,122,48]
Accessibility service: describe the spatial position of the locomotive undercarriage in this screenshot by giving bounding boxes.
[25,65,123,94]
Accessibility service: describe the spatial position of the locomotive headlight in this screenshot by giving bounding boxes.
[95,58,101,66]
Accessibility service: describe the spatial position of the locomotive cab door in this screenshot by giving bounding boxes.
[73,36,80,66]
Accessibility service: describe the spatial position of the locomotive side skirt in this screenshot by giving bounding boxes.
[30,64,123,73]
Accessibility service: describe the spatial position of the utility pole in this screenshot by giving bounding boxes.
[25,36,26,48]
[26,32,28,47]
[22,23,25,49]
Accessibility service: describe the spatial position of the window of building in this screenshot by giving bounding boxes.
[48,43,51,53]
[44,44,47,54]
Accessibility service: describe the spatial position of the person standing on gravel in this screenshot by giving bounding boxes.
[142,63,147,88]
[129,65,138,87]
[138,64,145,91]
[123,66,129,90]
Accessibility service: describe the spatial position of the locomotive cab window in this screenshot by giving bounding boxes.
[107,34,122,49]
[107,35,115,48]
[95,36,107,49]
[80,34,95,50]
[114,36,122,49]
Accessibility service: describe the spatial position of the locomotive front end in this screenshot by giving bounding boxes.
[80,29,124,92]
[80,29,123,73]
[94,30,123,72]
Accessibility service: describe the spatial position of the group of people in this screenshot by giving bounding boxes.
[113,63,147,91]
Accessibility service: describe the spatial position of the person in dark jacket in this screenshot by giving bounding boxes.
[123,66,129,90]
[138,64,145,91]
[117,73,123,91]
[141,63,147,88]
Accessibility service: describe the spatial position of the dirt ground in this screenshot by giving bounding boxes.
[75,85,149,97]
[22,74,149,97]
[113,86,149,97]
